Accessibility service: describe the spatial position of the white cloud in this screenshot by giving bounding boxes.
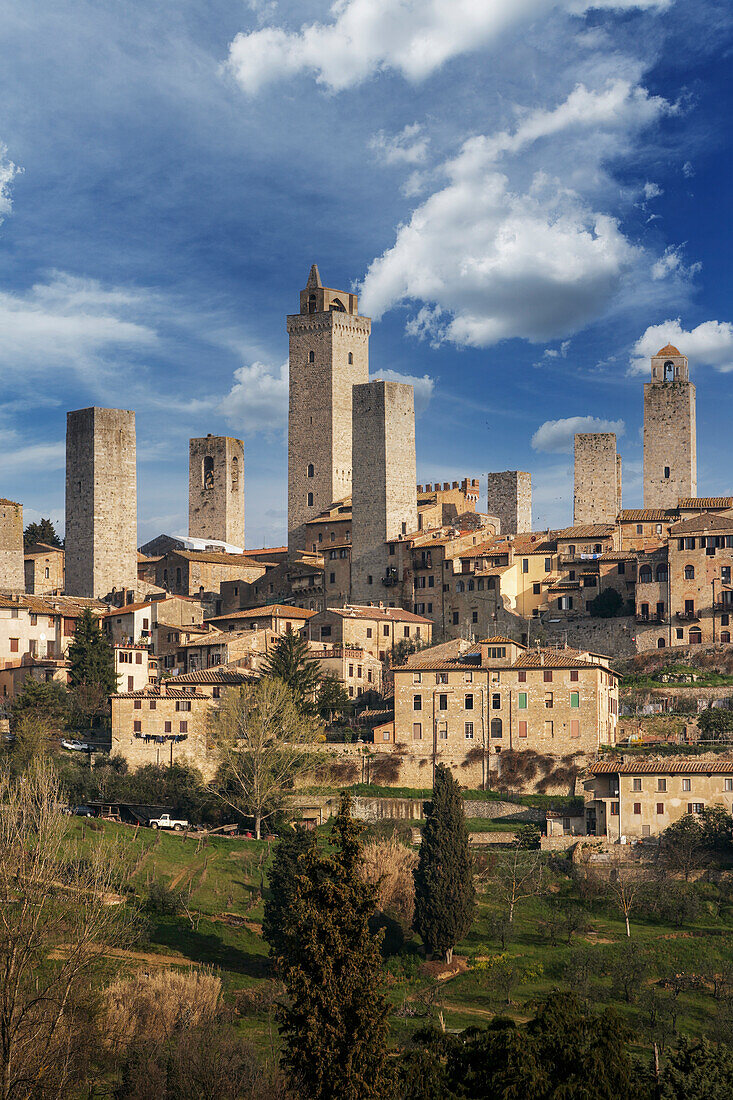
[369,368,435,415]
[643,180,663,199]
[218,359,289,434]
[531,415,625,453]
[682,160,695,178]
[0,432,65,473]
[0,142,20,220]
[227,0,670,95]
[369,123,429,167]
[651,244,701,281]
[629,319,733,375]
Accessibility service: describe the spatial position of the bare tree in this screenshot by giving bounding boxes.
[0,760,137,1099]
[207,678,324,839]
[490,848,546,923]
[593,851,651,937]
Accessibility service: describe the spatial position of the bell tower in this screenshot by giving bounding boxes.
[643,344,696,509]
[286,265,370,555]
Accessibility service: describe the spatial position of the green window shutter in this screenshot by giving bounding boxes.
[570,692,579,708]
[518,692,527,710]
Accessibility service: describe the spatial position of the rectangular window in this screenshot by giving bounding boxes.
[544,558,552,572]
[522,559,529,573]
[725,779,733,792]
[164,721,172,733]
[383,625,389,636]
[518,692,527,709]
[436,672,448,684]
[134,700,141,710]
[610,802,619,816]
[533,582,541,594]
[439,694,448,710]
[543,670,553,682]
[633,778,642,791]
[570,670,579,682]
[570,720,580,738]
[179,721,188,733]
[472,610,478,623]
[657,803,664,815]
[544,720,553,739]
[437,722,447,740]
[464,721,474,739]
[570,692,579,708]
[452,611,459,625]
[413,695,422,711]
[464,671,473,684]
[149,700,156,710]
[518,720,528,738]
[412,723,422,740]
[492,693,500,709]
[133,721,141,733]
[682,778,691,791]
[633,803,641,815]
[9,638,18,653]
[689,803,704,815]
[136,652,142,664]
[465,694,474,710]
[518,670,527,683]
[413,672,422,684]
[349,663,354,677]
[544,691,553,708]
[657,778,667,792]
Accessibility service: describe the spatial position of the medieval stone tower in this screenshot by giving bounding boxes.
[573,434,622,525]
[188,435,245,547]
[65,407,138,598]
[351,380,417,604]
[0,499,24,592]
[486,471,532,535]
[287,265,370,555]
[643,344,696,510]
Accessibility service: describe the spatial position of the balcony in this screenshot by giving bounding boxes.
[382,568,399,587]
[676,610,700,622]
[714,600,733,612]
[413,556,433,570]
[635,614,666,624]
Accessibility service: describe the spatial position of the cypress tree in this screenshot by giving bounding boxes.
[262,825,316,967]
[275,793,393,1100]
[413,763,475,963]
[67,608,118,727]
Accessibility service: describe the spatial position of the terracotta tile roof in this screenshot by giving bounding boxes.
[591,758,733,775]
[0,594,105,615]
[478,635,524,646]
[0,498,20,506]
[513,648,617,673]
[403,638,468,666]
[670,514,733,535]
[556,524,616,539]
[24,543,64,557]
[239,546,288,556]
[678,497,733,510]
[173,550,272,566]
[100,601,153,617]
[318,605,431,624]
[207,604,316,622]
[618,509,673,523]
[655,344,682,357]
[112,686,209,699]
[548,581,581,591]
[170,667,254,685]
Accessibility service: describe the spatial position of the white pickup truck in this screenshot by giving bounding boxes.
[148,813,189,831]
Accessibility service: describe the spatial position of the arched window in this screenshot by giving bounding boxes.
[330,298,346,312]
[684,565,695,580]
[307,463,314,478]
[664,359,674,381]
[202,455,214,489]
[231,455,239,489]
[721,631,731,643]
[490,718,503,738]
[456,581,464,593]
[348,352,353,364]
[639,566,652,583]
[656,564,668,582]
[308,293,317,314]
[657,637,666,648]
[307,492,313,507]
[176,567,182,587]
[308,350,314,363]
[689,627,702,645]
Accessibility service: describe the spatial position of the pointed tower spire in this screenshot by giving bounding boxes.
[306,263,322,289]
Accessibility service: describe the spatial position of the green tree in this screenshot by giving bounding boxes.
[67,608,118,727]
[274,794,393,1100]
[696,707,733,741]
[317,671,352,722]
[5,713,52,773]
[701,804,733,852]
[262,825,316,967]
[588,587,623,618]
[10,677,69,732]
[23,517,62,548]
[262,632,322,712]
[659,1035,733,1099]
[661,814,708,880]
[413,763,475,963]
[515,823,541,850]
[208,678,323,838]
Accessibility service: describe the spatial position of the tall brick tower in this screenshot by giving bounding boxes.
[351,380,417,604]
[643,344,696,510]
[0,499,24,592]
[574,434,621,525]
[65,407,137,598]
[486,472,532,535]
[287,265,370,555]
[189,435,245,548]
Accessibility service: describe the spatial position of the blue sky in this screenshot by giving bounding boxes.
[1,0,732,547]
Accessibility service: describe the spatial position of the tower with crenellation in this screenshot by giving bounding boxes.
[643,344,696,510]
[286,265,370,555]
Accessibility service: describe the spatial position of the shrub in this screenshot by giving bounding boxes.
[361,836,418,931]
[145,880,186,916]
[103,968,221,1048]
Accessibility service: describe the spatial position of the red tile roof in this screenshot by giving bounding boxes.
[318,605,431,624]
[207,604,316,622]
[655,344,682,357]
[591,758,733,775]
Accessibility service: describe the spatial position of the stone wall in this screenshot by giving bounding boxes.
[540,614,638,657]
[485,471,531,535]
[188,436,245,547]
[65,407,137,599]
[0,500,24,592]
[573,433,620,526]
[643,376,696,509]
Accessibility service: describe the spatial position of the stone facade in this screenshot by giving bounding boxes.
[573,433,621,526]
[643,345,697,509]
[287,266,370,554]
[351,380,417,605]
[307,605,432,662]
[24,544,65,595]
[485,471,531,535]
[0,499,24,593]
[65,407,137,599]
[188,435,245,548]
[114,644,151,693]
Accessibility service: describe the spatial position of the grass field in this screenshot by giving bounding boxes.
[67,817,733,1059]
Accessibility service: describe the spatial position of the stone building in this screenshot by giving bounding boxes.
[485,472,531,535]
[205,604,315,635]
[65,407,137,599]
[351,380,417,605]
[307,604,432,662]
[0,593,107,697]
[668,513,733,647]
[643,345,697,509]
[24,543,65,595]
[153,550,269,601]
[176,627,279,675]
[0,499,24,593]
[585,757,733,839]
[307,642,383,700]
[287,265,370,554]
[416,480,481,530]
[114,644,152,694]
[99,595,204,647]
[188,435,245,548]
[573,433,621,526]
[384,639,619,789]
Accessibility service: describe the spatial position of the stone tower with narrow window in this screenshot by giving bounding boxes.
[0,499,24,592]
[351,379,417,605]
[65,407,137,598]
[188,435,245,548]
[574,433,621,525]
[643,344,696,510]
[286,265,370,555]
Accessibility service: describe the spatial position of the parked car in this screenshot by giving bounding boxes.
[72,806,95,817]
[148,813,189,831]
[61,738,95,752]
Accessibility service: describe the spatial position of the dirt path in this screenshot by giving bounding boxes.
[50,946,200,967]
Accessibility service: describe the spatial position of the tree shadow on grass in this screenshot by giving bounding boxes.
[150,919,270,978]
